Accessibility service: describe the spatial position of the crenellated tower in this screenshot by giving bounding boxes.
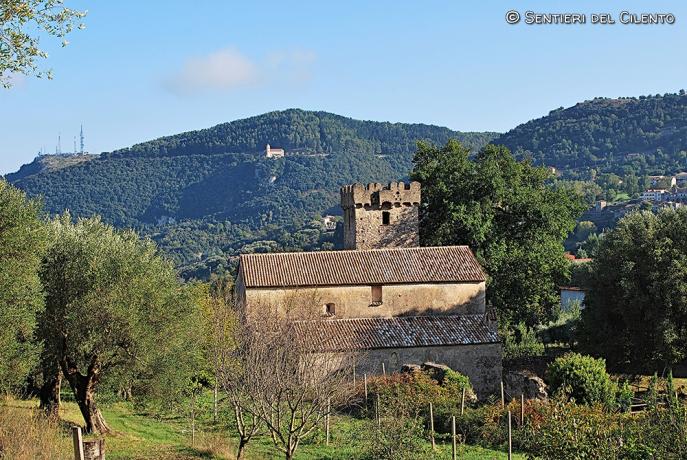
[340,181,421,250]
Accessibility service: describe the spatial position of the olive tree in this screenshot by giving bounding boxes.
[0,180,47,393]
[38,214,201,433]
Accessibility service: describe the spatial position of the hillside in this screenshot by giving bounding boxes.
[8,109,497,278]
[495,92,687,177]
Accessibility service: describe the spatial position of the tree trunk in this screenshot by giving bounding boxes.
[61,356,111,434]
[39,369,61,417]
[76,386,111,434]
[236,438,248,460]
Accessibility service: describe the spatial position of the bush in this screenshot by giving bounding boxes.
[519,399,629,459]
[358,416,436,460]
[504,322,545,359]
[546,353,617,407]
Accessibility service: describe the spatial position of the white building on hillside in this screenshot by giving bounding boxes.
[265,144,285,158]
[641,189,670,201]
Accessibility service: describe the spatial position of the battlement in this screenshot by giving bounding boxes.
[341,181,421,209]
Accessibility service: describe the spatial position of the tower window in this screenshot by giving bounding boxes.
[370,285,383,306]
[324,303,336,316]
[382,211,390,225]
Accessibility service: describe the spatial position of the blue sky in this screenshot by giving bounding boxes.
[1,0,686,173]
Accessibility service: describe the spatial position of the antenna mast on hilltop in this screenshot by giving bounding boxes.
[56,133,62,155]
[80,124,85,153]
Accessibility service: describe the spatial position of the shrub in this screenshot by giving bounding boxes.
[546,353,617,407]
[504,322,545,359]
[519,399,629,459]
[358,416,436,460]
[361,369,475,420]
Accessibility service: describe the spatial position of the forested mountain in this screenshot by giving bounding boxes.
[495,92,687,177]
[7,109,496,278]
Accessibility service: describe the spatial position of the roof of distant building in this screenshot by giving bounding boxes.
[238,246,486,288]
[293,315,499,351]
[564,253,592,264]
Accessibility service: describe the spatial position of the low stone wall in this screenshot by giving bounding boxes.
[320,343,502,399]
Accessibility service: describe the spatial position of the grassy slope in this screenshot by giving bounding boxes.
[2,398,524,459]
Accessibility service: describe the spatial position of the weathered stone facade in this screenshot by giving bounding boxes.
[242,282,486,319]
[341,181,420,250]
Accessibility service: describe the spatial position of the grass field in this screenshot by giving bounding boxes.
[1,398,525,459]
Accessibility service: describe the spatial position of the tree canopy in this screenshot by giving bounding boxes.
[579,208,687,371]
[0,180,47,392]
[411,140,585,326]
[8,110,496,279]
[496,92,687,178]
[38,215,203,432]
[0,0,86,87]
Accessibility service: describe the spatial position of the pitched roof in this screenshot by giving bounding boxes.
[239,246,485,288]
[293,315,499,352]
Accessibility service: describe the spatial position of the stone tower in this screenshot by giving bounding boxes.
[340,181,421,250]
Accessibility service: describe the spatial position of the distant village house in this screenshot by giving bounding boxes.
[265,144,285,158]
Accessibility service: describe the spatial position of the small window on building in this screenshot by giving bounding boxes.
[324,303,336,316]
[382,211,391,225]
[370,285,383,306]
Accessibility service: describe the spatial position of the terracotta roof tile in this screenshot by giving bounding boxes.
[293,315,499,352]
[239,246,485,288]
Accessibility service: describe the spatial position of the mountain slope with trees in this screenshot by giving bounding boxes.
[7,109,496,277]
[495,92,687,177]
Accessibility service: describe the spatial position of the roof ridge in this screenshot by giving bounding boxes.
[240,245,472,258]
[293,314,488,324]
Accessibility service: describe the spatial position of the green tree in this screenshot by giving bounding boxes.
[0,180,47,393]
[38,215,201,433]
[411,140,585,326]
[546,353,616,407]
[579,208,687,371]
[1,0,86,87]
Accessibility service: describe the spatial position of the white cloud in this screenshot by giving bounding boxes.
[165,48,258,95]
[164,47,316,95]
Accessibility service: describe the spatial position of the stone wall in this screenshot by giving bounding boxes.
[243,281,486,318]
[317,343,503,399]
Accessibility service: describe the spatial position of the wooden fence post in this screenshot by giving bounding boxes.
[461,387,466,415]
[72,426,84,460]
[521,394,525,425]
[429,402,435,450]
[508,410,512,460]
[376,394,381,428]
[353,360,356,386]
[451,415,457,460]
[364,374,368,403]
[501,381,505,407]
[326,398,331,446]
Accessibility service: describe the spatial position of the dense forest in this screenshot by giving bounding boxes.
[6,109,496,278]
[496,92,687,177]
[9,94,687,278]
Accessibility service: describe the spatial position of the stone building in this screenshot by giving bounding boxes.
[235,181,502,397]
[265,143,285,158]
[341,181,420,250]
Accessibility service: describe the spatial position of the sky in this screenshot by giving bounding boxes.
[1,0,686,174]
